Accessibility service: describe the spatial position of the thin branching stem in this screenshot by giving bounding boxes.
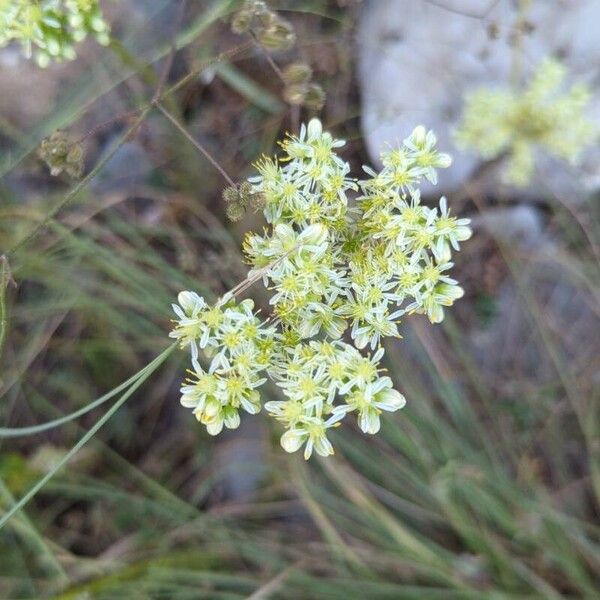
[0,348,174,438]
[249,32,285,82]
[156,103,235,187]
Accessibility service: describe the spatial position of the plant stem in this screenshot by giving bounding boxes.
[0,255,14,366]
[156,103,235,187]
[0,347,175,438]
[0,343,177,531]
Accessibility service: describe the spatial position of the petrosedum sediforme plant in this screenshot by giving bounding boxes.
[170,120,472,459]
[456,58,596,186]
[0,0,109,67]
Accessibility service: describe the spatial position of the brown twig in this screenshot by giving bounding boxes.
[156,103,235,187]
[249,32,285,82]
[152,0,189,104]
[76,41,255,145]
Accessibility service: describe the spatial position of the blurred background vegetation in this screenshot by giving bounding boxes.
[0,1,598,598]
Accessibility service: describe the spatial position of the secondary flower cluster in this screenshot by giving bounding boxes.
[456,58,596,186]
[0,0,110,67]
[171,291,275,436]
[171,120,471,458]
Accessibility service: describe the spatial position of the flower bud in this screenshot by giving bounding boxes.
[281,430,303,453]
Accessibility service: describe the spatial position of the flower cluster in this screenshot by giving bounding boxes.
[0,0,110,67]
[456,58,596,186]
[171,119,471,458]
[170,292,275,435]
[266,341,405,459]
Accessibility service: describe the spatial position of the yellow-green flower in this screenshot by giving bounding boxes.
[0,0,110,67]
[456,58,596,186]
[170,119,471,458]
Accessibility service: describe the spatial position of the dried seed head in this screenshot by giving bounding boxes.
[231,9,253,34]
[65,150,84,178]
[238,181,254,197]
[238,182,266,211]
[222,185,241,205]
[257,15,296,51]
[66,142,83,163]
[226,201,246,222]
[283,62,312,85]
[283,83,307,106]
[303,83,326,111]
[248,190,266,211]
[38,131,84,179]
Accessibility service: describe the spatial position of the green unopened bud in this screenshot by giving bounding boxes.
[303,83,326,111]
[283,62,312,85]
[283,83,307,106]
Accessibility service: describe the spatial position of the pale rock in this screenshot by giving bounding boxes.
[358,0,600,200]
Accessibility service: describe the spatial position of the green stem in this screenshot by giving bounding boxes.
[0,479,69,586]
[0,347,174,438]
[0,343,176,531]
[0,256,10,364]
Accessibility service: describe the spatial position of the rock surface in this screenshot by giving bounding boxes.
[469,204,598,383]
[357,0,600,199]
